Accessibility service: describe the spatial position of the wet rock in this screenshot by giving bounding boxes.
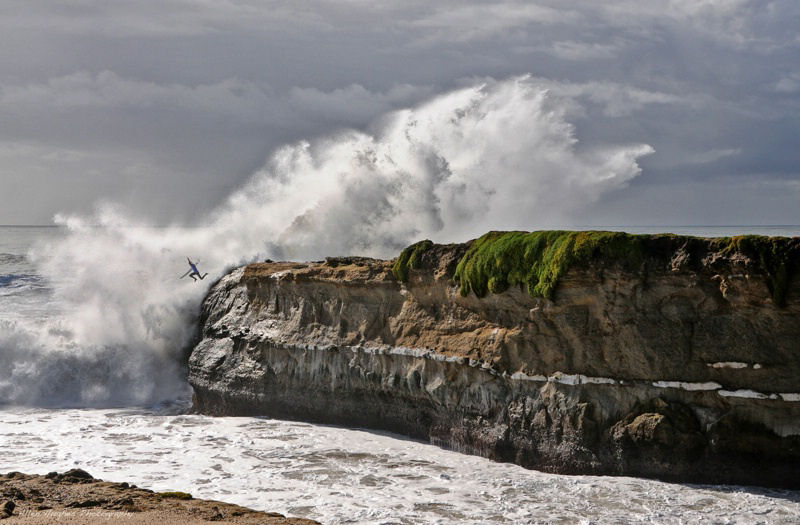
[1,500,14,519]
[708,414,800,469]
[2,487,24,501]
[610,398,707,479]
[61,468,93,481]
[66,499,104,508]
[0,472,320,523]
[112,496,134,507]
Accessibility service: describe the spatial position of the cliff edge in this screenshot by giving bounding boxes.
[188,231,800,487]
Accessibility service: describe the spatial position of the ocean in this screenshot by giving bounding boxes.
[2,225,800,524]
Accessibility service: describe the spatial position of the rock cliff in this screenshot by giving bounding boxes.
[188,232,800,488]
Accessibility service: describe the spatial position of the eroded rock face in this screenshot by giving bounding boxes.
[188,239,800,487]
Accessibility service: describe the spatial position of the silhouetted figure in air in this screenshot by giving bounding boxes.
[181,258,208,281]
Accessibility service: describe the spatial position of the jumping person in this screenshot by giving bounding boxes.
[181,257,208,281]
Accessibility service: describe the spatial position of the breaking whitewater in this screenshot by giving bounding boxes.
[2,78,800,523]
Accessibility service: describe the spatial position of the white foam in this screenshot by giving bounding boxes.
[1,408,796,525]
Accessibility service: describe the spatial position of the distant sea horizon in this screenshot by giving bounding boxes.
[2,224,799,238]
[0,223,800,231]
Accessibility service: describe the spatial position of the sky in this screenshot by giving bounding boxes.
[1,0,799,227]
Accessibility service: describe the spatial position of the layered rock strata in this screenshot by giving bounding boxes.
[189,236,800,488]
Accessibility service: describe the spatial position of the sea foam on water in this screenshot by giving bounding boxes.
[1,407,797,525]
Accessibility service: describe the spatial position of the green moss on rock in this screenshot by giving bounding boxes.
[394,231,796,306]
[454,230,646,300]
[392,239,433,282]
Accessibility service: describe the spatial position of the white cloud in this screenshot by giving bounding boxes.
[775,73,800,93]
[288,84,434,125]
[589,0,758,46]
[0,71,279,123]
[684,148,741,165]
[0,0,334,37]
[407,3,579,44]
[1,0,799,226]
[1,72,439,130]
[529,78,692,117]
[547,40,625,61]
[398,0,794,51]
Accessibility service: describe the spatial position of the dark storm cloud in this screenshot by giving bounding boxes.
[1,0,799,225]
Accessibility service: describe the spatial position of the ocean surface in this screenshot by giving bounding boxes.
[2,225,800,524]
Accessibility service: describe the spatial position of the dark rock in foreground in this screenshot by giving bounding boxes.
[189,232,800,488]
[0,470,318,523]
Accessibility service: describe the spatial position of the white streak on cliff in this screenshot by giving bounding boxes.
[707,362,749,369]
[718,389,772,400]
[652,381,722,391]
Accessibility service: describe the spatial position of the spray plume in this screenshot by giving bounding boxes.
[0,76,652,406]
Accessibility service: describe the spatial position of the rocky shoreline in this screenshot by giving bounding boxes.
[0,470,318,524]
[189,232,800,488]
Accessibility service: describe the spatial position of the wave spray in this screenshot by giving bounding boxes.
[0,76,653,407]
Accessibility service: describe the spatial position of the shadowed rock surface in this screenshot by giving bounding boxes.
[188,233,800,488]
